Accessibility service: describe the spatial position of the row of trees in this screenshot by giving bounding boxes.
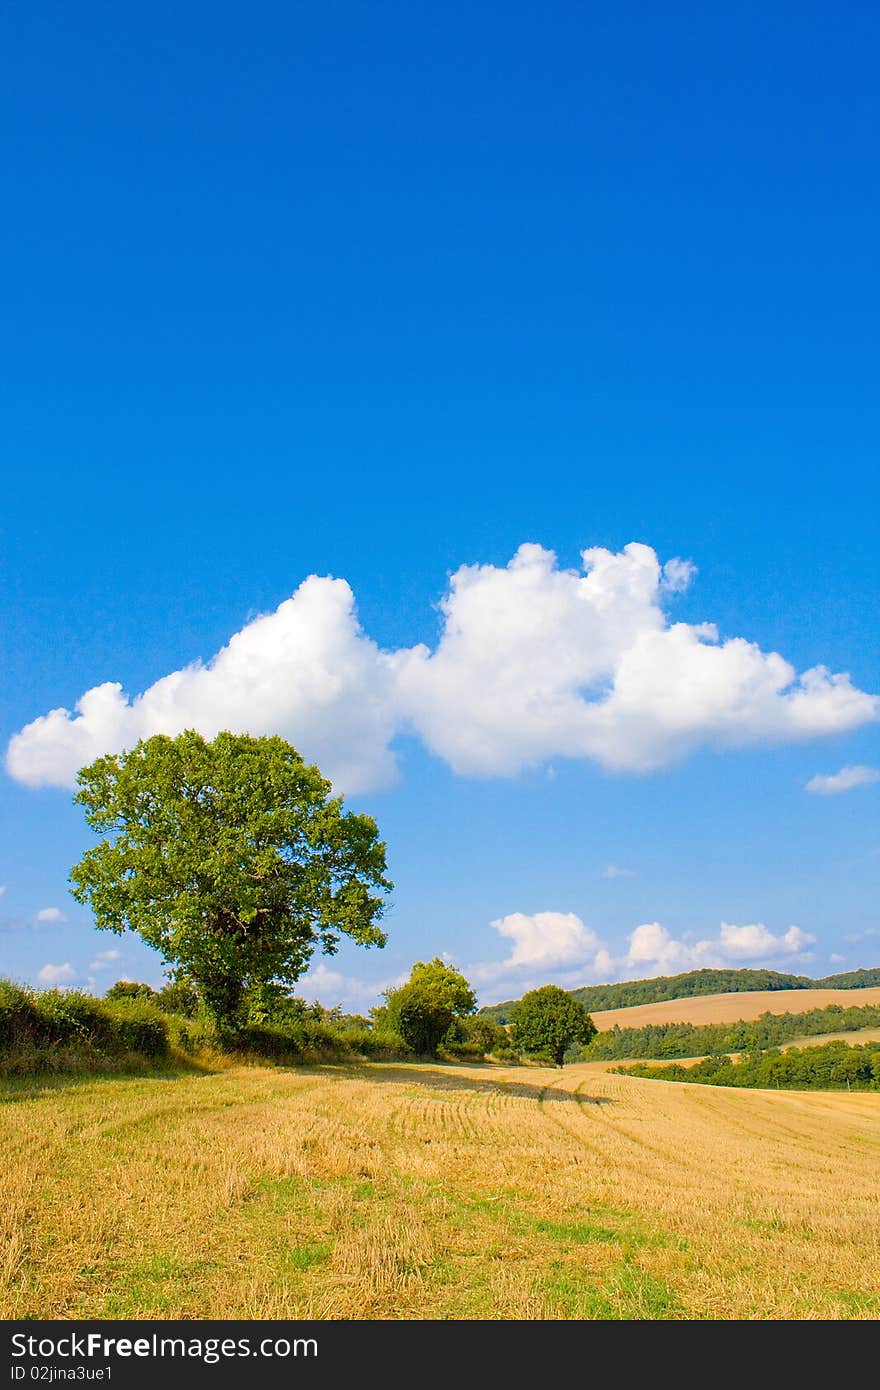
[109,960,596,1066]
[620,1040,880,1091]
[586,1003,880,1061]
[375,962,596,1064]
[66,729,595,1065]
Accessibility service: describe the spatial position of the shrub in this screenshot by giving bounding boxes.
[102,999,169,1057]
[37,990,119,1049]
[0,980,43,1051]
[335,1025,412,1059]
[378,959,477,1055]
[0,979,170,1071]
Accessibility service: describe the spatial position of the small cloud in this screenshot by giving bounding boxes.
[660,557,697,593]
[35,907,67,923]
[829,953,846,965]
[601,864,637,879]
[0,885,6,897]
[89,949,122,970]
[38,962,77,985]
[806,765,880,796]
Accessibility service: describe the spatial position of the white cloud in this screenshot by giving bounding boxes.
[660,557,697,593]
[35,907,67,923]
[6,576,399,795]
[485,911,605,975]
[7,542,877,792]
[829,954,846,965]
[89,949,122,970]
[0,886,6,897]
[38,962,77,985]
[601,864,637,879]
[622,920,815,975]
[471,911,612,992]
[805,765,880,796]
[472,912,817,1000]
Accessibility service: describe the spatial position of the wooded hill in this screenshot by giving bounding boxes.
[480,966,880,1024]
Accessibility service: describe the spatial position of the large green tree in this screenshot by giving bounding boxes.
[70,731,392,1030]
[509,984,596,1066]
[376,958,477,1054]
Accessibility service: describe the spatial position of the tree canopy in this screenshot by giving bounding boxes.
[376,958,477,1054]
[509,984,596,1066]
[70,730,392,1029]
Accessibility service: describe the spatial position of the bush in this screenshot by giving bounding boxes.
[378,959,477,1055]
[105,980,158,1004]
[102,999,169,1057]
[0,977,412,1073]
[0,979,171,1072]
[442,1014,509,1059]
[0,980,43,1051]
[36,990,120,1049]
[335,1025,412,1060]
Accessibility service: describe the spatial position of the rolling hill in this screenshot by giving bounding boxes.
[586,987,880,1032]
[481,966,880,1024]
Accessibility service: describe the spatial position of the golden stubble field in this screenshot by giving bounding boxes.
[589,986,880,1030]
[2,1058,879,1321]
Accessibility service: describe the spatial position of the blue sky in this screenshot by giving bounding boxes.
[1,2,878,1008]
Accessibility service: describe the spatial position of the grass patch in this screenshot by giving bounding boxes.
[281,1242,333,1272]
[533,1217,620,1245]
[102,1254,213,1316]
[544,1261,682,1319]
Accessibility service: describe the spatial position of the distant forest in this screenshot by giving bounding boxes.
[481,966,880,1025]
[585,1002,880,1061]
[618,1039,880,1092]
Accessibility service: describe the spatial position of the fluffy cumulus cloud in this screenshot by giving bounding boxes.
[7,542,878,791]
[621,920,815,974]
[6,577,399,795]
[35,907,67,923]
[472,911,816,999]
[805,765,880,796]
[472,911,614,987]
[38,962,77,985]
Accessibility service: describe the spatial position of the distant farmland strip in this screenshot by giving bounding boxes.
[587,1002,880,1061]
[588,987,880,1032]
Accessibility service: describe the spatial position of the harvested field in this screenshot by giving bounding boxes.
[1,1058,878,1320]
[590,987,880,1031]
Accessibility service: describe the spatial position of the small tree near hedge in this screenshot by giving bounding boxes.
[509,985,596,1066]
[377,958,477,1054]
